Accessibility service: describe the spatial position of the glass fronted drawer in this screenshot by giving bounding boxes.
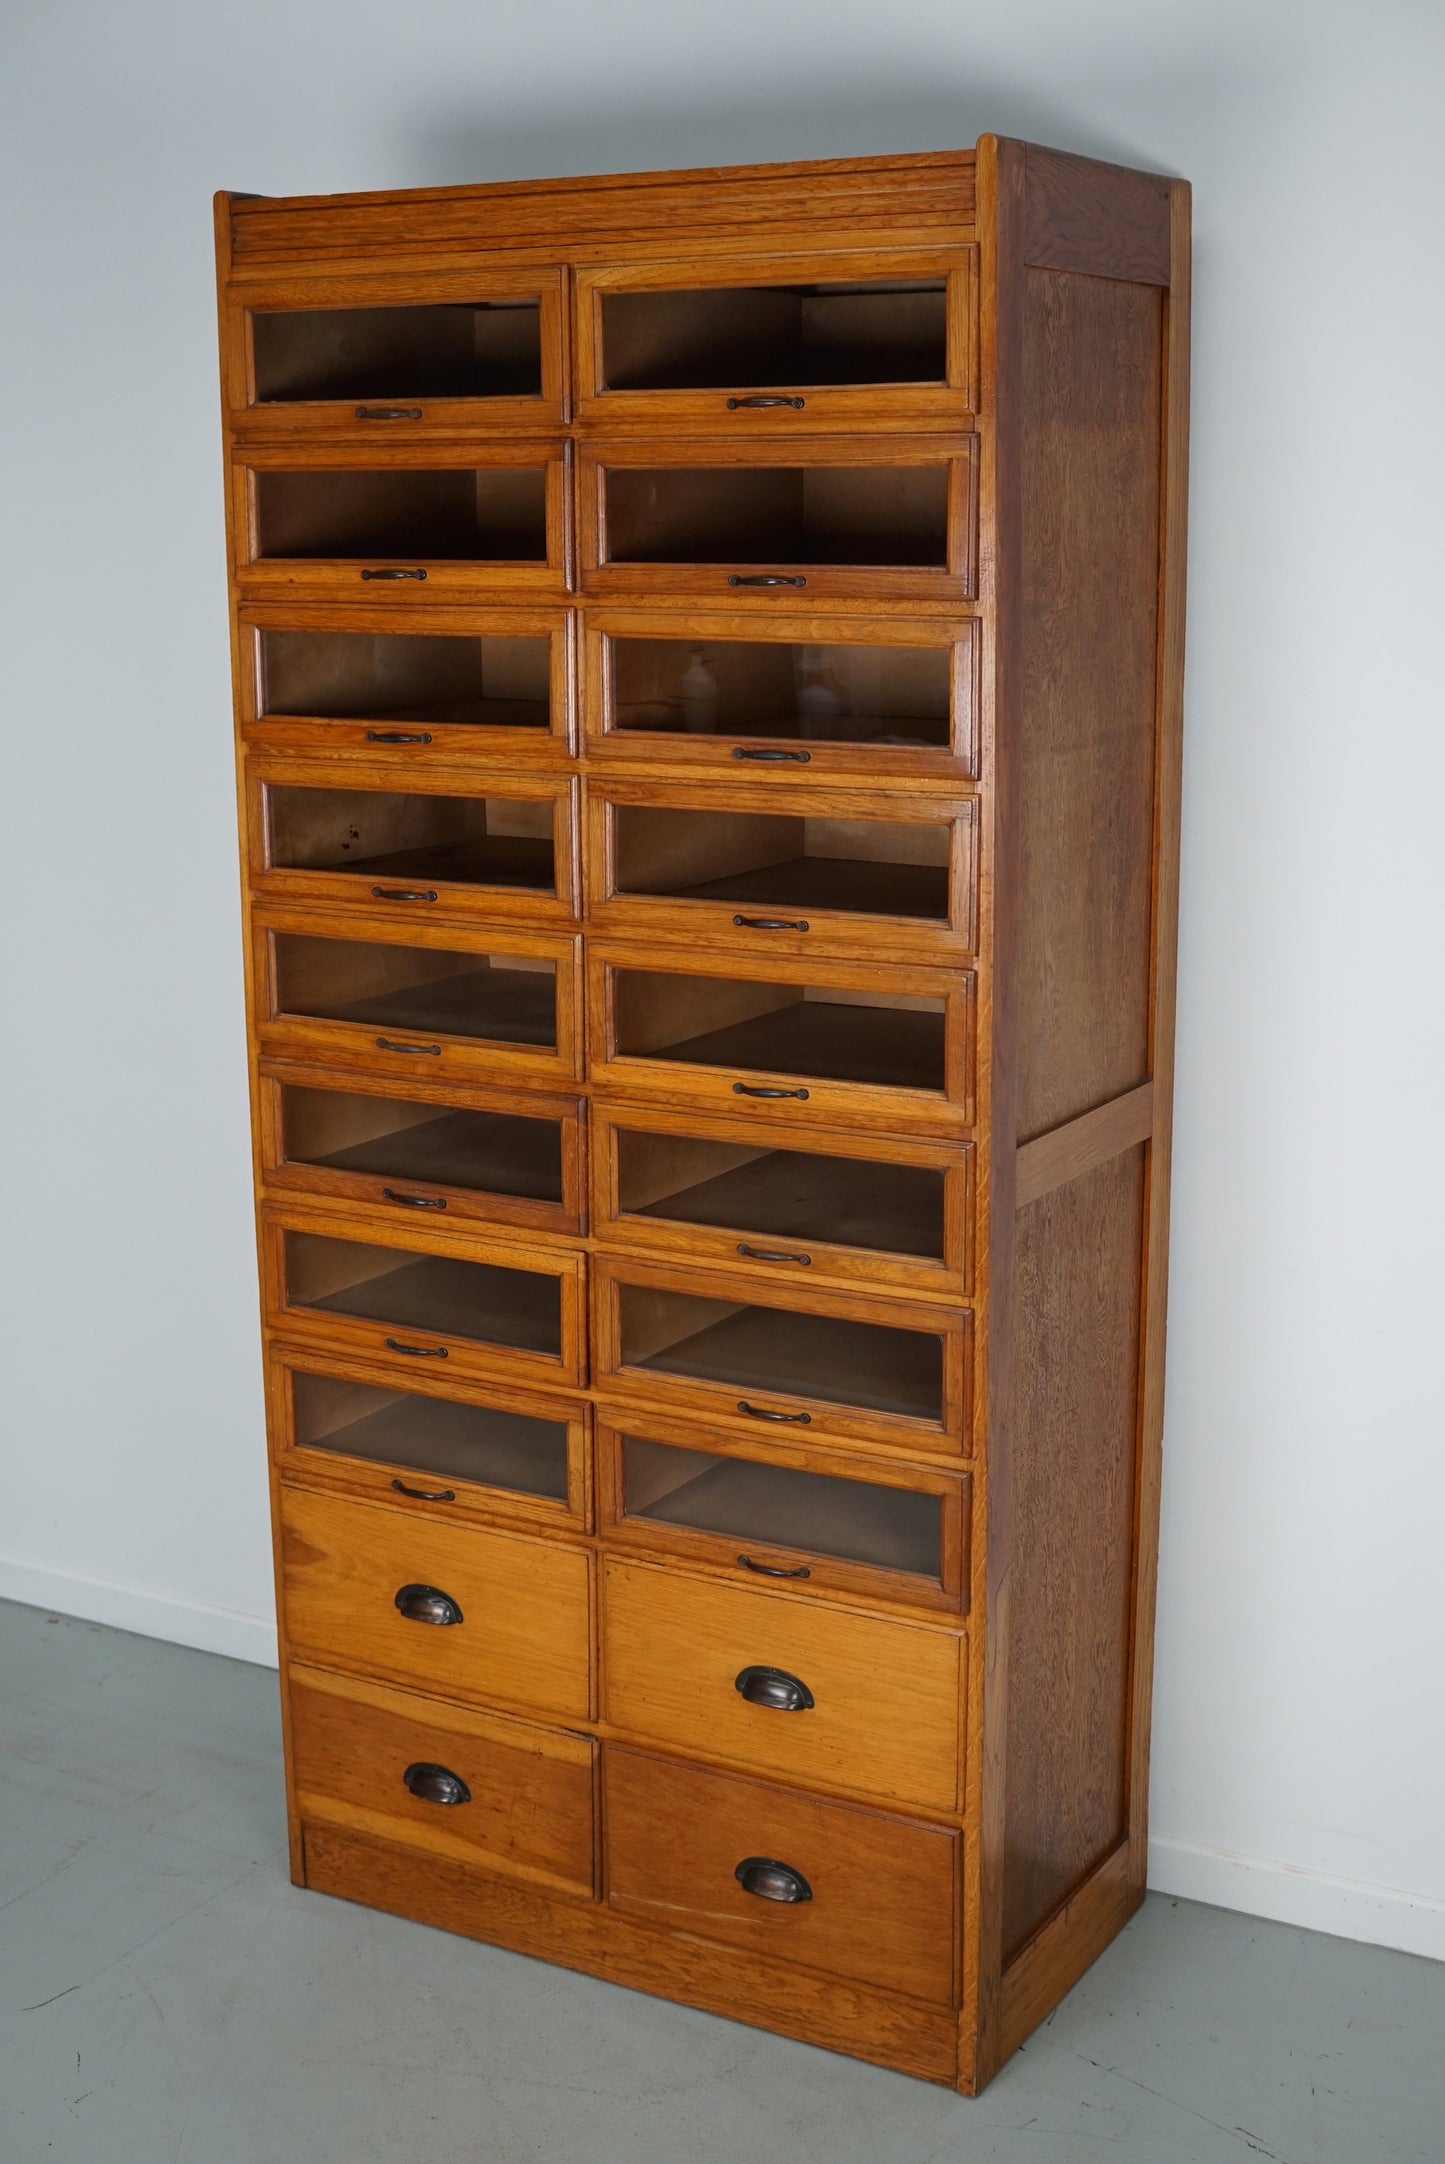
[248,761,578,925]
[583,611,976,778]
[574,247,975,431]
[233,442,570,598]
[255,908,581,1087]
[579,437,976,602]
[598,1412,967,1612]
[240,606,574,764]
[591,1253,970,1455]
[586,775,975,960]
[590,1104,969,1298]
[264,1204,586,1388]
[259,1062,584,1237]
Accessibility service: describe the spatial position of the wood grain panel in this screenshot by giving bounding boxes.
[1015,266,1163,1141]
[1022,145,1173,285]
[1001,1146,1146,1958]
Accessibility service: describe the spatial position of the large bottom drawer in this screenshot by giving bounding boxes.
[604,1747,959,2005]
[291,1664,595,1897]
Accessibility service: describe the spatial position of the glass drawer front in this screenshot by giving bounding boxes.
[599,277,947,395]
[273,935,556,1047]
[613,967,944,1094]
[252,299,544,405]
[603,463,947,570]
[259,626,554,737]
[282,1228,562,1357]
[279,1081,564,1207]
[610,632,950,750]
[254,466,548,564]
[290,1366,569,1502]
[264,782,559,899]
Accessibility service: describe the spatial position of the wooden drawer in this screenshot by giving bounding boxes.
[222,263,569,443]
[584,773,976,963]
[597,1409,967,1615]
[270,1342,589,1534]
[592,1251,970,1458]
[246,758,580,928]
[578,435,976,606]
[588,935,975,1141]
[232,438,572,601]
[262,1201,587,1392]
[582,609,977,782]
[574,245,975,435]
[604,1747,958,2004]
[238,603,577,767]
[280,1484,591,1720]
[254,904,582,1089]
[590,1101,969,1301]
[601,1557,962,1811]
[258,1060,586,1242]
[290,1663,595,1896]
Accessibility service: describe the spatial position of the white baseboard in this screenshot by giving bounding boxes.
[1149,1834,1445,1963]
[0,1555,278,1670]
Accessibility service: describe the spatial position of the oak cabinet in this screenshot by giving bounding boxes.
[217,135,1189,2092]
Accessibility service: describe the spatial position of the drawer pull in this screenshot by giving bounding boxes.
[376,1037,442,1057]
[733,1083,809,1101]
[394,1582,463,1626]
[733,915,809,933]
[384,1337,449,1359]
[391,1477,456,1502]
[738,1399,811,1424]
[356,406,423,421]
[726,395,806,411]
[365,730,432,745]
[737,1243,811,1266]
[735,1856,813,1903]
[360,567,428,582]
[732,748,811,763]
[735,1664,814,1712]
[403,1761,471,1805]
[738,1553,811,1580]
[371,886,438,903]
[728,574,807,589]
[382,1187,448,1210]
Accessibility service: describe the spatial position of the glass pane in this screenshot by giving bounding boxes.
[613,803,948,920]
[616,1129,944,1261]
[254,468,547,561]
[291,1368,568,1500]
[273,935,556,1047]
[284,1231,561,1355]
[611,968,945,1093]
[268,784,555,893]
[601,280,946,392]
[281,1084,563,1204]
[261,630,551,731]
[252,301,543,403]
[610,637,950,751]
[622,1434,941,1576]
[617,1281,943,1422]
[602,466,948,569]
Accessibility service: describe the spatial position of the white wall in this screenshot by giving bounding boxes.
[2,0,1442,1962]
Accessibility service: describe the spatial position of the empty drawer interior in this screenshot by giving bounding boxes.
[289,1366,568,1499]
[267,783,556,891]
[601,278,947,393]
[615,1128,945,1261]
[612,802,949,919]
[621,1433,942,1577]
[251,300,543,403]
[611,968,945,1092]
[254,467,548,561]
[282,1230,561,1354]
[260,630,551,730]
[280,1083,564,1203]
[615,1281,944,1422]
[273,934,556,1046]
[601,466,948,568]
[608,637,950,749]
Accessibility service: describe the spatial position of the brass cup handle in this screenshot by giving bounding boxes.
[728,573,807,588]
[735,1856,812,1903]
[726,395,806,410]
[394,1583,464,1626]
[735,1664,814,1712]
[403,1761,471,1805]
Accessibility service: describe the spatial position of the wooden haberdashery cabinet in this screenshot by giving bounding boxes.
[215,135,1189,2093]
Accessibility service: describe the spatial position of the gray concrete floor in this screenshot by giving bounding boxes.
[1,1600,1441,2164]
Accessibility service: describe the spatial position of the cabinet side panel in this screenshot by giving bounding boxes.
[1015,270,1162,1142]
[1002,1146,1145,1958]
